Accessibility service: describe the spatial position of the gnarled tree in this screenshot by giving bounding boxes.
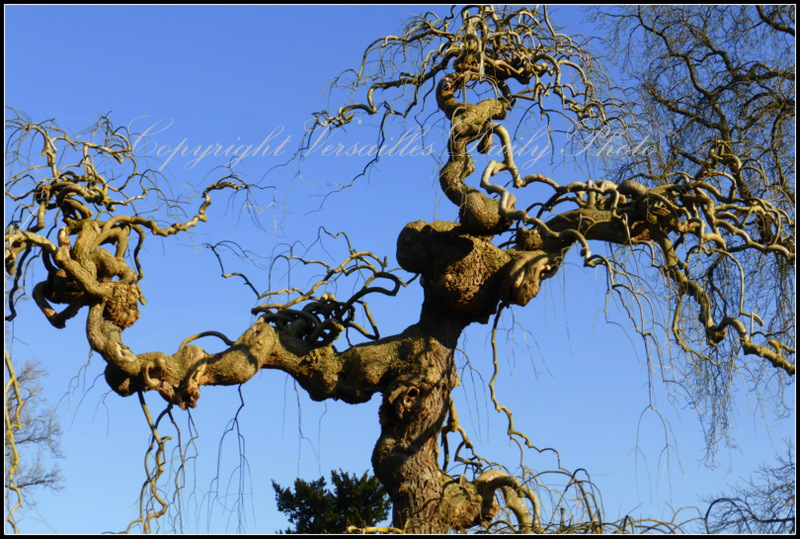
[4,5,794,533]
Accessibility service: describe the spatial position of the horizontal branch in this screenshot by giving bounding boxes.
[94,307,420,409]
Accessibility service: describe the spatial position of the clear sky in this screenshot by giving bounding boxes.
[4,5,794,534]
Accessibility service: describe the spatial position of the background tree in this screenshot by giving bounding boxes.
[272,470,390,533]
[4,5,794,534]
[703,444,795,534]
[4,356,63,533]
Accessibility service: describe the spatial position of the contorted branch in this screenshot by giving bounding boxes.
[3,113,266,400]
[5,113,259,328]
[312,5,610,234]
[474,469,542,533]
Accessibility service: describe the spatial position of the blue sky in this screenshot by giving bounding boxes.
[4,5,794,534]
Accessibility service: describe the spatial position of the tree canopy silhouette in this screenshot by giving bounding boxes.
[272,470,390,533]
